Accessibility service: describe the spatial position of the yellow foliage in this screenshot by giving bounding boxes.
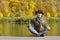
[51,6,57,17]
[55,13,57,17]
[52,6,56,12]
[0,12,3,18]
[0,0,59,17]
[29,1,36,9]
[11,7,16,11]
[3,13,10,17]
[10,0,19,2]
[53,13,57,17]
[4,7,10,17]
[51,0,56,3]
[25,0,35,17]
[6,13,10,17]
[25,10,33,17]
[46,12,51,17]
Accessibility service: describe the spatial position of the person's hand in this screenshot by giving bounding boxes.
[47,26,51,31]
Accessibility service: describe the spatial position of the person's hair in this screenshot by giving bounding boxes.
[35,10,44,15]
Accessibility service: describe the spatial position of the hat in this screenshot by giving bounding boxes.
[35,10,44,15]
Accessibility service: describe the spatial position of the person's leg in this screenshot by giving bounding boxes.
[38,26,48,35]
[40,34,44,37]
[30,32,44,37]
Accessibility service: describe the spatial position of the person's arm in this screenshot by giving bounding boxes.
[41,18,51,30]
[28,23,39,35]
[38,25,48,35]
[38,19,51,35]
[42,21,51,31]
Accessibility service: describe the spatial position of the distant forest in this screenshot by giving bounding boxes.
[0,0,60,18]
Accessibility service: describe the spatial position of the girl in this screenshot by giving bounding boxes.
[28,10,51,37]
